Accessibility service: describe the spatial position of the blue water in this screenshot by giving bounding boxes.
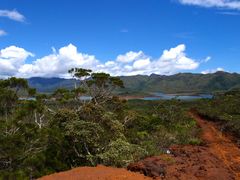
[19,94,212,101]
[142,93,212,101]
[79,96,92,101]
[19,97,36,101]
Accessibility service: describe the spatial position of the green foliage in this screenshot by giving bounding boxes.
[0,78,49,178]
[68,68,92,79]
[0,88,18,116]
[68,68,124,105]
[195,89,240,138]
[125,99,200,155]
[99,138,147,167]
[119,71,240,95]
[0,71,204,179]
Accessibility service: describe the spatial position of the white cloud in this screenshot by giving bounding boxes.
[18,44,99,78]
[133,58,151,70]
[156,44,199,73]
[201,67,224,74]
[204,56,211,62]
[0,46,34,77]
[116,51,146,63]
[0,29,7,36]
[178,0,240,10]
[0,9,25,22]
[0,44,202,78]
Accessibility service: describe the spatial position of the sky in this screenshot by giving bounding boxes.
[0,0,240,78]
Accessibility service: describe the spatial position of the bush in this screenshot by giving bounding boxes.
[99,138,147,167]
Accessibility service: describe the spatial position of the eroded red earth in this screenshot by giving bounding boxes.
[38,165,151,180]
[39,113,240,180]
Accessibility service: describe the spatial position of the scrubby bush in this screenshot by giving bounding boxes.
[195,90,240,138]
[125,99,201,155]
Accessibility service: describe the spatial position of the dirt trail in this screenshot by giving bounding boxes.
[128,113,240,180]
[192,113,240,179]
[39,113,240,180]
[38,165,151,180]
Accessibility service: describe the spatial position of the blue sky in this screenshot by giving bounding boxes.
[0,0,240,77]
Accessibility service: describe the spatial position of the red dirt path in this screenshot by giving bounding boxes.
[39,113,240,180]
[128,113,240,179]
[193,113,240,179]
[38,165,151,180]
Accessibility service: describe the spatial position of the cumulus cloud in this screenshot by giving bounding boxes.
[0,9,25,22]
[201,67,225,74]
[156,44,199,72]
[178,0,240,10]
[18,44,99,78]
[0,29,7,36]
[0,46,34,77]
[116,51,146,63]
[0,44,202,78]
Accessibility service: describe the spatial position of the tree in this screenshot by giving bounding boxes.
[52,88,74,104]
[0,88,18,118]
[68,68,124,105]
[0,78,47,179]
[68,68,92,89]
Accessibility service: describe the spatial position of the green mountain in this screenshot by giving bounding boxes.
[120,71,240,94]
[27,77,78,93]
[28,71,240,94]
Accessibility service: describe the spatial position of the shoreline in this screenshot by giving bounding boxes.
[119,92,212,100]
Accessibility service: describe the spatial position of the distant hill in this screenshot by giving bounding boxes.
[27,77,78,93]
[27,72,240,94]
[119,71,240,94]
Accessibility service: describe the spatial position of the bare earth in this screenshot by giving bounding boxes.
[192,113,240,179]
[38,165,151,180]
[39,113,240,180]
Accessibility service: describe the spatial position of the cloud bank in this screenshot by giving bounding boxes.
[178,0,240,10]
[0,44,201,78]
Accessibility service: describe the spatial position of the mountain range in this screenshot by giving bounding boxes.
[27,71,240,95]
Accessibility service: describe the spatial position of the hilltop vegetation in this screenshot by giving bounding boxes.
[120,71,240,94]
[194,89,240,138]
[0,69,200,179]
[27,71,240,94]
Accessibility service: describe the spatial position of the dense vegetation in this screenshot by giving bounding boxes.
[120,71,240,94]
[194,89,240,139]
[0,68,200,179]
[28,71,240,94]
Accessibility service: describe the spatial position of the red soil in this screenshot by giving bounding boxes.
[38,165,151,180]
[193,113,240,179]
[128,113,240,179]
[39,113,240,180]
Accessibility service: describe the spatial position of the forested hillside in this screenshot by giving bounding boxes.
[120,71,240,94]
[27,71,240,94]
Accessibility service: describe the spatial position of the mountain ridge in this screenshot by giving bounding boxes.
[27,71,240,94]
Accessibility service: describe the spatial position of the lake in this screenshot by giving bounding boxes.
[19,94,212,102]
[19,97,36,101]
[142,92,213,101]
